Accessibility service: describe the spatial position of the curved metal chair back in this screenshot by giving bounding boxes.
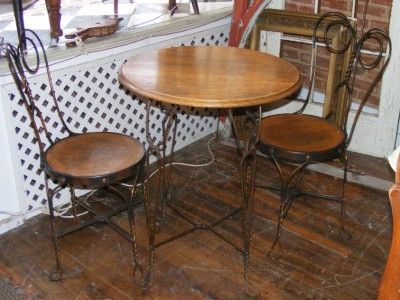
[340,28,392,145]
[296,12,391,146]
[297,12,356,115]
[1,29,73,163]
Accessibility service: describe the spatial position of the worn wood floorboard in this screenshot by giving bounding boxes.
[0,135,391,299]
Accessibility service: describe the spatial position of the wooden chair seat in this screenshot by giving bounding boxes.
[44,132,145,187]
[258,114,346,162]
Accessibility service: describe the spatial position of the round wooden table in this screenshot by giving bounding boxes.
[119,46,301,291]
[119,46,301,108]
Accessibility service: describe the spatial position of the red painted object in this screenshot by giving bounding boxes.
[229,0,272,48]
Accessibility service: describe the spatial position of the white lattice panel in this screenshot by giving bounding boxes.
[3,27,229,212]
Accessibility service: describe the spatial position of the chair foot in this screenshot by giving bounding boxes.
[242,251,259,297]
[133,259,145,276]
[243,282,260,298]
[134,250,154,291]
[268,235,283,260]
[267,247,282,262]
[48,269,62,281]
[339,227,352,241]
[155,222,162,234]
[136,272,153,291]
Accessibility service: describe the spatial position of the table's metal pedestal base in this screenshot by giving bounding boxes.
[139,101,261,294]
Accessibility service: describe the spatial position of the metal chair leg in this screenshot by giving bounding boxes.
[127,172,141,272]
[140,174,155,289]
[270,188,286,252]
[339,153,351,239]
[269,153,310,254]
[340,163,347,226]
[237,106,264,296]
[70,187,79,225]
[45,176,63,281]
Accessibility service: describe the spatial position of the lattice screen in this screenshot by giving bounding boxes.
[3,27,229,212]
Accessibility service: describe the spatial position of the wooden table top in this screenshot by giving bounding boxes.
[119,46,301,108]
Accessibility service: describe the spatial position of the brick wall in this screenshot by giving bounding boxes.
[281,0,393,107]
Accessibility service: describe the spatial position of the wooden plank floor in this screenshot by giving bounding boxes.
[0,135,392,299]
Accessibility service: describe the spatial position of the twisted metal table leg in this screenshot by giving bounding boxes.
[141,100,178,289]
[240,152,257,295]
[158,107,178,229]
[227,109,245,155]
[231,106,261,295]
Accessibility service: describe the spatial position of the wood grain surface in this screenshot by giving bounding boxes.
[259,114,345,153]
[119,46,301,108]
[45,132,144,178]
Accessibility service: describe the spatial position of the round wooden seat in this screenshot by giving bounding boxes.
[44,132,145,187]
[258,114,346,162]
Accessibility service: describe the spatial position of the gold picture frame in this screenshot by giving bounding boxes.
[249,9,355,127]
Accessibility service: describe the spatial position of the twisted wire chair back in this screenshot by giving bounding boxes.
[295,12,356,115]
[0,29,74,164]
[340,28,392,145]
[299,12,392,143]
